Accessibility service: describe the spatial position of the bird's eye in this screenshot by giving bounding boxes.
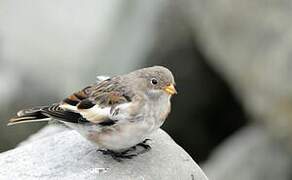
[151,78,158,85]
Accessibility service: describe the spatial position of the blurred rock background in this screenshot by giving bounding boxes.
[1,0,292,179]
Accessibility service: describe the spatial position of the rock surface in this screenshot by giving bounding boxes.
[0,125,208,180]
[203,125,291,180]
[184,0,292,148]
[182,1,292,178]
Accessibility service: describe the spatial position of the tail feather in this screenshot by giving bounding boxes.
[8,106,51,126]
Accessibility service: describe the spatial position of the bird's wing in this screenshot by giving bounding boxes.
[9,77,139,126]
[57,77,134,124]
[9,77,137,126]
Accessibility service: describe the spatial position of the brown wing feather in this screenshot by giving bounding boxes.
[62,77,133,109]
[90,77,133,106]
[60,77,134,123]
[9,77,134,126]
[63,86,92,106]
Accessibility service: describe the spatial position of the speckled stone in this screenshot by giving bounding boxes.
[0,125,208,180]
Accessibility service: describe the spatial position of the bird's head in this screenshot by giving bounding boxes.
[127,66,177,99]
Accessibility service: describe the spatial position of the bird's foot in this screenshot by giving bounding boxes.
[135,139,151,153]
[97,149,137,162]
[97,139,152,162]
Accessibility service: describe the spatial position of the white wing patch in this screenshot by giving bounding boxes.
[59,104,78,111]
[60,103,111,123]
[79,105,111,123]
[96,75,110,83]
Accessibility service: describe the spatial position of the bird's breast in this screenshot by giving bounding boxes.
[144,94,171,130]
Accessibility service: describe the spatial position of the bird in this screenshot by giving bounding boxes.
[8,66,177,161]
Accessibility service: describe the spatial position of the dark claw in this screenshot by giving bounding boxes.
[136,139,151,152]
[97,149,137,162]
[142,138,151,143]
[137,143,151,151]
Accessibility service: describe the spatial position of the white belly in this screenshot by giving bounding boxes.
[63,116,155,151]
[93,121,152,151]
[65,94,171,151]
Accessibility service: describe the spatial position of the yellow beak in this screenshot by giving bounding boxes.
[163,84,177,95]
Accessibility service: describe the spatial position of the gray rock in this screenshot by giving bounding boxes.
[0,125,208,180]
[183,0,292,147]
[203,125,291,180]
[179,1,292,179]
